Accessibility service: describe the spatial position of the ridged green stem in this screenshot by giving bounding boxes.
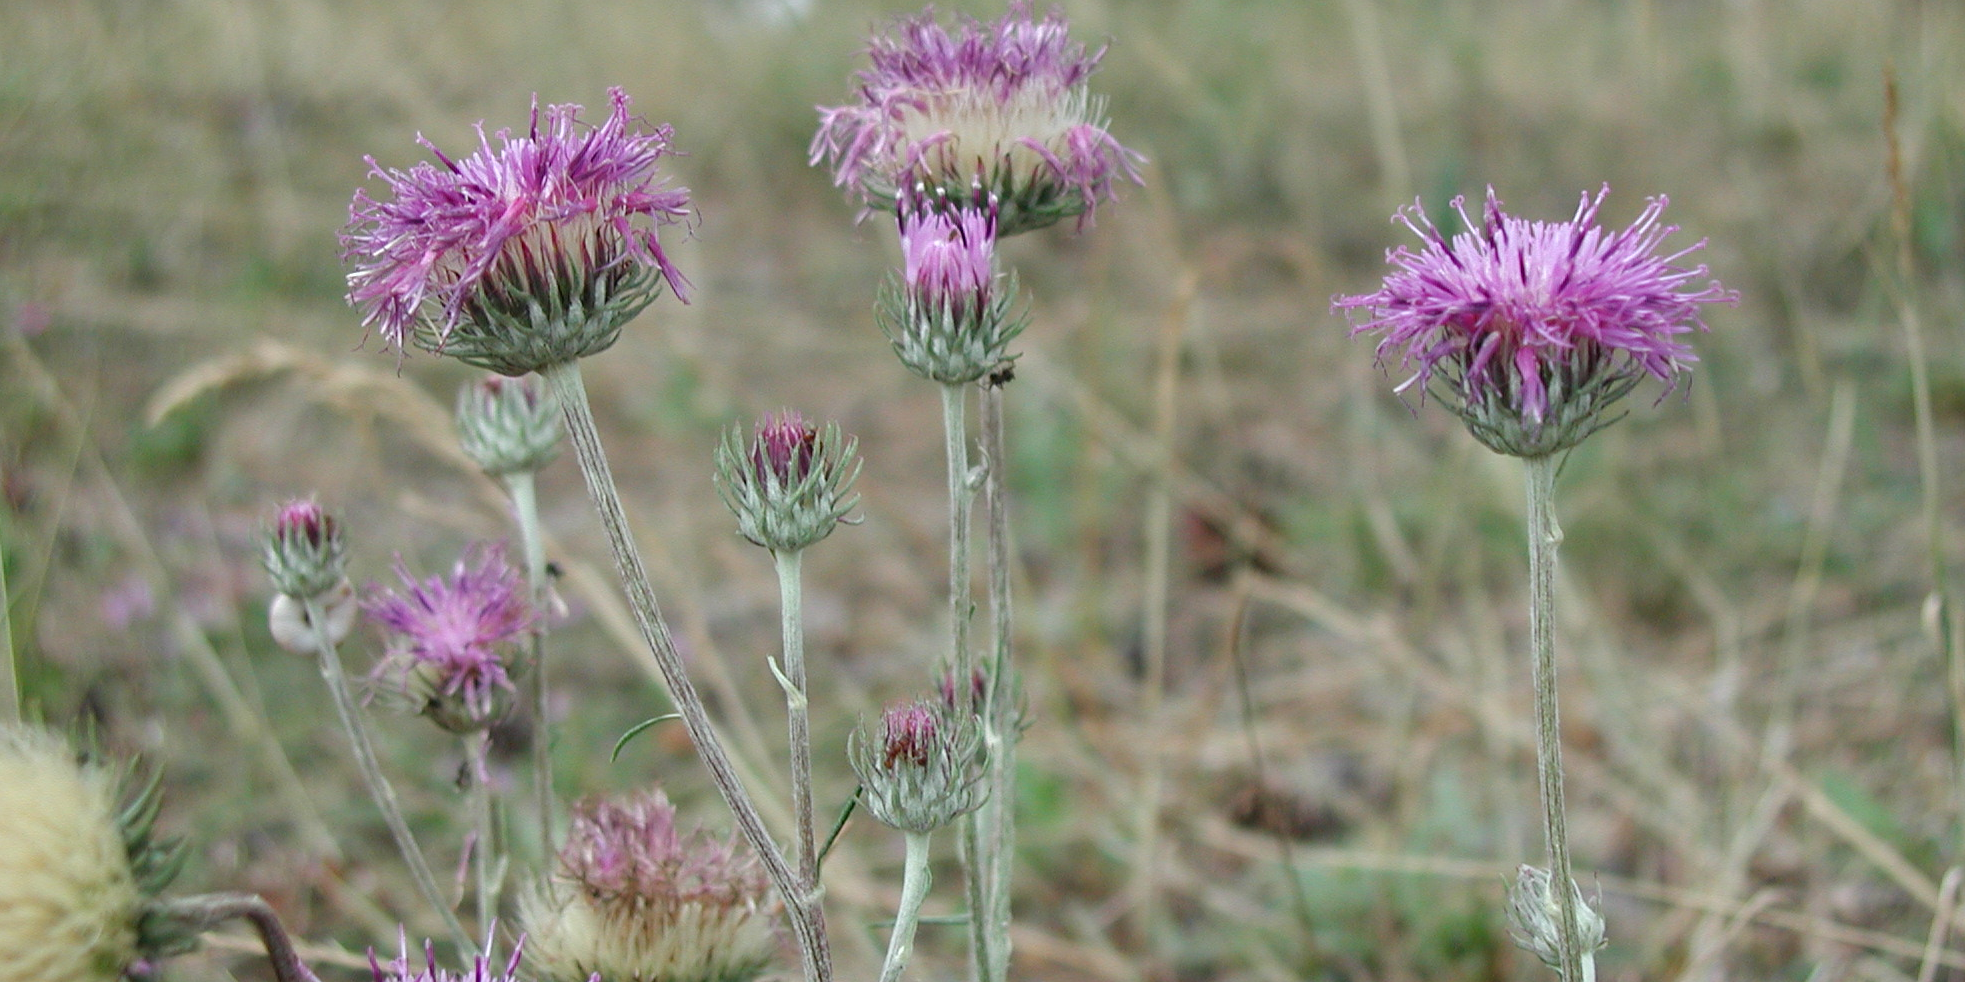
[1524,454,1585,982]
[941,383,992,982]
[775,548,820,896]
[542,360,831,982]
[879,832,935,982]
[977,382,1015,982]
[301,595,473,955]
[503,469,556,847]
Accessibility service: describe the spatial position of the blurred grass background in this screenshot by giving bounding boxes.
[3,0,1965,979]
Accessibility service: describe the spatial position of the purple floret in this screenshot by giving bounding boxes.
[342,88,692,358]
[1335,186,1736,428]
[365,544,534,724]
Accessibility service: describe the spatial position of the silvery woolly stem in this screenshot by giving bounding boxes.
[540,359,832,982]
[977,382,1016,982]
[774,548,820,896]
[1524,453,1586,981]
[148,892,322,982]
[503,469,556,846]
[300,595,474,955]
[940,382,991,982]
[463,730,497,939]
[879,831,935,982]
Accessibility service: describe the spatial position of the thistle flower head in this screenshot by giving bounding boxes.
[0,726,146,982]
[849,699,985,834]
[521,789,777,982]
[365,544,536,733]
[1505,864,1606,971]
[369,930,528,982]
[456,374,564,476]
[714,411,861,554]
[262,498,348,601]
[1334,186,1736,457]
[812,1,1143,235]
[342,88,693,375]
[876,191,1026,384]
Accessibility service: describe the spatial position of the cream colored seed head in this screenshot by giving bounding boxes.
[520,880,778,982]
[901,84,1095,181]
[0,726,141,982]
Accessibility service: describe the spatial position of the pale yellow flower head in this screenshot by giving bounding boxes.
[0,726,142,982]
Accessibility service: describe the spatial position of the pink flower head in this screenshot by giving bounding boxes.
[369,930,526,982]
[557,789,768,910]
[1334,186,1736,457]
[342,88,693,374]
[365,544,534,731]
[812,1,1144,235]
[900,190,997,316]
[879,701,939,770]
[275,499,338,551]
[750,411,818,488]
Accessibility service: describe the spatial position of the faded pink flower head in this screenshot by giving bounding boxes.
[556,789,767,908]
[365,544,534,731]
[812,1,1143,235]
[879,702,938,770]
[342,88,692,375]
[1334,186,1736,457]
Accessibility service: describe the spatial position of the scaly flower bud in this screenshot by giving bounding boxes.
[812,1,1144,236]
[1335,186,1735,458]
[521,789,778,982]
[342,88,693,375]
[262,499,347,601]
[849,700,985,834]
[876,191,1027,385]
[364,544,535,733]
[456,374,563,476]
[714,411,861,554]
[1505,864,1606,972]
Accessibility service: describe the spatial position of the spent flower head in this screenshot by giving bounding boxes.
[1335,186,1736,457]
[521,789,777,982]
[1506,864,1606,971]
[714,410,861,554]
[876,190,1027,385]
[812,1,1143,235]
[849,699,985,834]
[365,544,536,733]
[342,88,692,375]
[262,498,348,601]
[457,374,564,476]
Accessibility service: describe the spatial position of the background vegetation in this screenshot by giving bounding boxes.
[3,0,1963,979]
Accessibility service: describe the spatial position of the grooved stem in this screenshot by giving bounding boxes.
[302,595,473,954]
[879,832,935,982]
[1525,454,1584,982]
[776,548,820,895]
[942,383,992,982]
[977,382,1016,982]
[543,360,831,982]
[504,469,557,848]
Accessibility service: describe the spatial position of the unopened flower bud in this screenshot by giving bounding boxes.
[714,411,861,554]
[875,191,1027,385]
[849,700,985,834]
[1506,864,1606,971]
[262,499,346,600]
[521,789,777,982]
[268,582,360,656]
[456,374,562,476]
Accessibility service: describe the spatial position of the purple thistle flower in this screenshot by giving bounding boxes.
[875,189,1026,384]
[1334,186,1737,457]
[901,191,997,317]
[812,1,1144,236]
[342,88,693,375]
[369,929,528,982]
[365,544,535,732]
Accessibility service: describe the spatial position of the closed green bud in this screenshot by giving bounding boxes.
[714,411,860,554]
[456,374,563,476]
[849,701,985,834]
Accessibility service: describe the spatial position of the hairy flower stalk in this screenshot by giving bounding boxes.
[521,790,776,982]
[342,88,692,376]
[812,1,1142,235]
[543,360,832,982]
[260,501,473,953]
[1338,186,1731,980]
[457,374,564,844]
[715,410,861,940]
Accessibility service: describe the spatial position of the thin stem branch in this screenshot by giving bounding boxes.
[1524,454,1584,982]
[976,382,1015,982]
[150,892,322,982]
[775,548,820,895]
[879,832,935,982]
[302,595,474,954]
[464,730,496,940]
[541,360,831,982]
[504,469,556,847]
